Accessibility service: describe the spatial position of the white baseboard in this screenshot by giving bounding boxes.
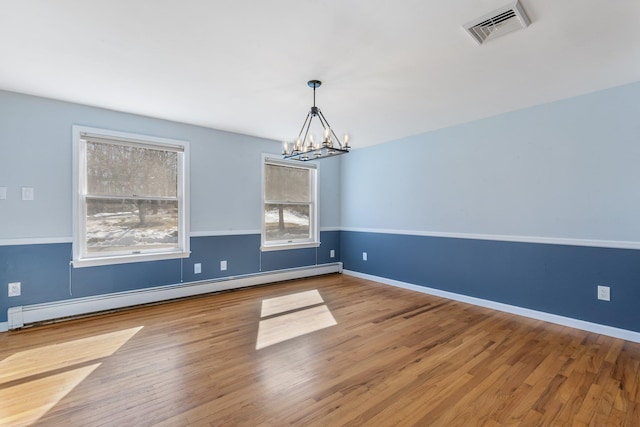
[343,270,640,343]
[0,322,7,332]
[6,263,342,330]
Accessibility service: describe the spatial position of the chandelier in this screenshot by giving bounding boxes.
[282,80,350,161]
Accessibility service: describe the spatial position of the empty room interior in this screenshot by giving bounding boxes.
[2,1,640,425]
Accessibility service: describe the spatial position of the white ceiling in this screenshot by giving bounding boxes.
[1,0,639,148]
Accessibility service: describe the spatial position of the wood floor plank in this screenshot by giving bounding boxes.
[1,273,640,426]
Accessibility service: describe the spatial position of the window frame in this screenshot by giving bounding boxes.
[72,125,190,268]
[261,155,320,252]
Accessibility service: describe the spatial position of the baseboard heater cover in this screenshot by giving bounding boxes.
[7,262,342,330]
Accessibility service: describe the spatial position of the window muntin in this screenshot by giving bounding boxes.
[262,158,319,251]
[73,126,189,267]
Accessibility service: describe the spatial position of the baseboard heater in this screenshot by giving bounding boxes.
[7,262,342,330]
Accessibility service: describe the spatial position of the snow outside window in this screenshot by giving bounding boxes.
[72,126,190,267]
[261,157,319,251]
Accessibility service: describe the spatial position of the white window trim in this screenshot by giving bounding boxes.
[261,155,320,252]
[72,125,190,268]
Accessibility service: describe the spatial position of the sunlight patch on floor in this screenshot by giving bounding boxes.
[0,326,143,426]
[0,363,101,426]
[0,326,142,384]
[260,289,325,317]
[256,290,337,350]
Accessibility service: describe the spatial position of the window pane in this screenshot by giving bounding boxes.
[265,164,309,202]
[86,198,178,253]
[87,142,178,197]
[264,203,310,241]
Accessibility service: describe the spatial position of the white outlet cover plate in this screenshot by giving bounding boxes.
[0,187,6,200]
[194,263,202,274]
[597,285,610,301]
[8,282,21,297]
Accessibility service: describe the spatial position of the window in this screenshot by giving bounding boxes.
[72,126,189,267]
[261,156,319,251]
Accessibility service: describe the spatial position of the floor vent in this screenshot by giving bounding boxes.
[464,1,531,44]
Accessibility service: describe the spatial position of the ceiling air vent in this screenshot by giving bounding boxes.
[464,1,531,45]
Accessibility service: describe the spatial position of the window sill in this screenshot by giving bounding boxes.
[72,251,191,268]
[260,242,320,252]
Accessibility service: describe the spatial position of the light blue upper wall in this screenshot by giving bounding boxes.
[0,90,341,240]
[341,81,640,243]
[318,155,341,229]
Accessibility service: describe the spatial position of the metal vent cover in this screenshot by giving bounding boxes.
[464,1,531,44]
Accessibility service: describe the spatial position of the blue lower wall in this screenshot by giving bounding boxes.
[0,231,341,323]
[4,229,638,335]
[341,231,640,333]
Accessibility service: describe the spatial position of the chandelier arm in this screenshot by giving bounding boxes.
[297,111,312,142]
[317,110,343,147]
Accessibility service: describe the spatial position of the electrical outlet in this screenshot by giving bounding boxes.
[363,252,367,261]
[220,260,227,271]
[597,285,610,301]
[194,263,202,274]
[8,282,21,297]
[330,249,335,258]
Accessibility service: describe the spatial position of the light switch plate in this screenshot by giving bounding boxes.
[0,187,6,200]
[220,260,227,271]
[21,187,34,201]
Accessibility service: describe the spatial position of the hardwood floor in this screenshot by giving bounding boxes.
[1,273,639,426]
